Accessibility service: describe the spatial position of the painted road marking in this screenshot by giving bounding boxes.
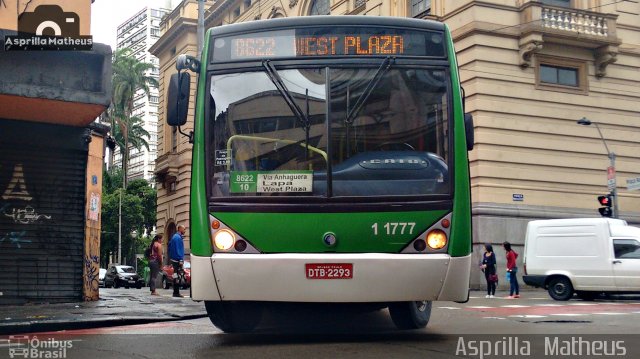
[438,307,460,310]
[467,306,493,309]
[509,315,547,318]
[464,302,640,318]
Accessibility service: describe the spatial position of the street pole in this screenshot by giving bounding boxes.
[118,189,122,264]
[118,122,129,265]
[197,0,204,59]
[609,151,619,218]
[577,117,618,218]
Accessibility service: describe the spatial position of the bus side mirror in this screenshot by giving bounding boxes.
[167,72,190,127]
[464,113,474,151]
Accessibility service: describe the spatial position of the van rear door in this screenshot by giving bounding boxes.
[612,238,640,290]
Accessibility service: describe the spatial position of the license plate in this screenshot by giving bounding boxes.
[305,263,353,279]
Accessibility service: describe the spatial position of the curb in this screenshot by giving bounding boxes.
[0,314,209,336]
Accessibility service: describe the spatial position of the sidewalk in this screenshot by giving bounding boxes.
[0,288,207,335]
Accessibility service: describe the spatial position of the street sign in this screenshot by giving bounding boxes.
[627,177,640,191]
[512,194,524,202]
[607,166,616,191]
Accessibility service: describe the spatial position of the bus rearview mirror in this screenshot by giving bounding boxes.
[167,72,190,127]
[464,113,474,151]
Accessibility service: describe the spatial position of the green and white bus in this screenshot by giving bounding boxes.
[166,15,474,332]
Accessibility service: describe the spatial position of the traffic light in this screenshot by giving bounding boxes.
[598,194,613,217]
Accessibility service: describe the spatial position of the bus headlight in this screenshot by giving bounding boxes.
[426,229,447,250]
[214,229,235,250]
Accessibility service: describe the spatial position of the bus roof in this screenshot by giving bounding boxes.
[208,15,446,38]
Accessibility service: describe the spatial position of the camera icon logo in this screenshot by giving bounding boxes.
[18,5,80,37]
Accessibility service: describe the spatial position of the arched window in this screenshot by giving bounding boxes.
[309,0,330,15]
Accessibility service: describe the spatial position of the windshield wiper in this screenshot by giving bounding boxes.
[262,60,309,130]
[345,56,395,125]
[262,60,312,158]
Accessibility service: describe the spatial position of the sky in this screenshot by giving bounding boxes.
[91,0,176,50]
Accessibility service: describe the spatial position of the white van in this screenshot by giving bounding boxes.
[523,218,640,301]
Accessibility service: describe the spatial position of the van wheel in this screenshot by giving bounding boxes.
[388,301,432,330]
[548,277,573,301]
[205,301,263,333]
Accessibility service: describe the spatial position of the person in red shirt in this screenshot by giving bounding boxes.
[503,241,520,298]
[148,234,163,296]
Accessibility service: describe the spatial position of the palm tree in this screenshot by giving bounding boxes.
[110,47,158,186]
[112,116,151,170]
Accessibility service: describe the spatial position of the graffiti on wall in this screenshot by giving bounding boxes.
[0,230,30,248]
[1,163,52,250]
[4,206,52,224]
[84,189,103,300]
[2,164,32,201]
[84,256,100,301]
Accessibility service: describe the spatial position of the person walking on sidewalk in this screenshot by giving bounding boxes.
[503,241,520,299]
[168,225,186,298]
[480,243,497,298]
[148,234,163,296]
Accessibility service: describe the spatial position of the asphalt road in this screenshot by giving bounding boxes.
[6,293,640,359]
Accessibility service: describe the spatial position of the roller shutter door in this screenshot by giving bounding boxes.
[0,120,88,304]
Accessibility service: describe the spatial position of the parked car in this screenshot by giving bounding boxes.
[104,265,144,289]
[523,218,640,301]
[98,268,107,288]
[161,260,191,289]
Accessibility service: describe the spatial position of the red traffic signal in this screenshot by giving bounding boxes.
[597,194,613,217]
[598,195,612,207]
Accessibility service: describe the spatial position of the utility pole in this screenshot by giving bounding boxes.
[577,117,618,218]
[198,0,205,59]
[118,190,122,264]
[118,122,129,264]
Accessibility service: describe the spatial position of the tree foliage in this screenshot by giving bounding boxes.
[108,47,158,185]
[100,169,157,266]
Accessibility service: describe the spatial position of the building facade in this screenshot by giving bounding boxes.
[151,0,640,287]
[112,6,171,183]
[1,0,111,303]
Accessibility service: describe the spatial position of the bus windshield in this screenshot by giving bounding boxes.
[208,65,450,198]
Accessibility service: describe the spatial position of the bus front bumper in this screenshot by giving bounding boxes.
[191,253,471,303]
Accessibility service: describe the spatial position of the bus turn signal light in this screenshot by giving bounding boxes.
[214,229,235,250]
[426,229,447,250]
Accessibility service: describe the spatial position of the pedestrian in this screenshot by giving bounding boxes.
[148,234,163,296]
[168,225,186,298]
[480,243,497,298]
[503,241,520,298]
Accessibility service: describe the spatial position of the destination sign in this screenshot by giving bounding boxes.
[211,27,445,62]
[229,171,313,194]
